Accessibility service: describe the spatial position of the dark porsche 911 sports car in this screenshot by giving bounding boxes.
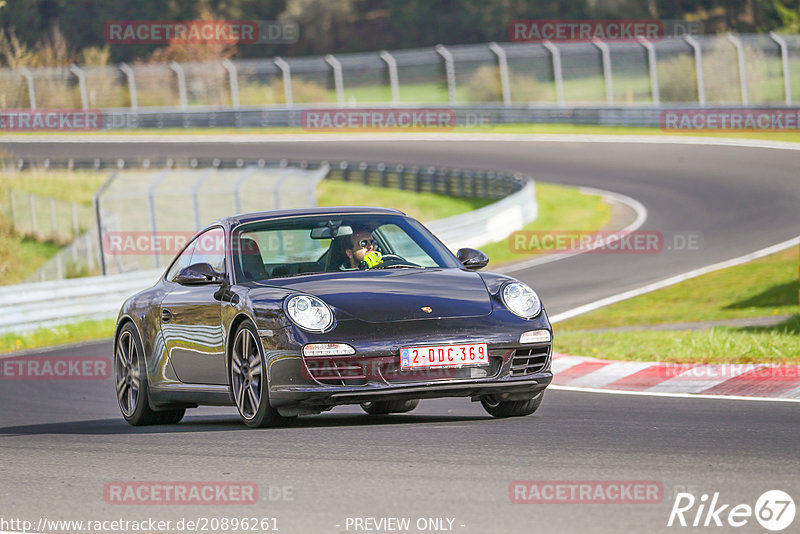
[114,207,553,427]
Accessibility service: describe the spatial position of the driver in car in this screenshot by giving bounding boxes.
[341,227,383,270]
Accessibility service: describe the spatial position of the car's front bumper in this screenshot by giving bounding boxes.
[271,371,552,407]
[267,342,552,408]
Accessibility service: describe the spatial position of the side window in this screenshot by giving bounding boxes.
[165,239,197,282]
[190,227,226,274]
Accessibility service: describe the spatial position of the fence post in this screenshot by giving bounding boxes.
[769,32,792,106]
[234,167,256,212]
[380,51,400,105]
[221,59,240,109]
[488,42,511,106]
[592,38,614,105]
[169,62,188,109]
[542,41,564,105]
[9,190,17,230]
[147,170,170,269]
[119,63,138,109]
[274,57,293,107]
[69,65,89,109]
[726,33,749,105]
[325,54,345,106]
[71,202,79,239]
[435,44,457,105]
[49,197,57,240]
[638,38,660,105]
[191,168,215,230]
[684,35,705,105]
[377,163,387,187]
[29,193,38,236]
[18,67,36,109]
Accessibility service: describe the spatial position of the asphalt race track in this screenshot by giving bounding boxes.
[1,136,799,533]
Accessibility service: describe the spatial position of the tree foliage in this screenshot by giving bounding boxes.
[0,0,796,66]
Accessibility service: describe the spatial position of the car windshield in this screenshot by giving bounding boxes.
[232,213,460,282]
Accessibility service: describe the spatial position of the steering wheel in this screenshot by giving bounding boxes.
[374,254,422,269]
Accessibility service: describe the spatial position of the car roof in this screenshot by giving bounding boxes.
[213,206,408,229]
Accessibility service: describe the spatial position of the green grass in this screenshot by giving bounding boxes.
[7,123,800,144]
[0,219,62,284]
[559,247,800,330]
[555,318,800,365]
[555,247,800,364]
[482,182,611,267]
[0,169,107,204]
[0,319,116,355]
[316,180,494,222]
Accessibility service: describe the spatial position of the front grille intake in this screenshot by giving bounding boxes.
[510,346,550,376]
[303,356,367,386]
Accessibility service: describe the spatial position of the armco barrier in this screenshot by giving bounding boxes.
[0,270,159,334]
[5,105,792,130]
[427,180,536,250]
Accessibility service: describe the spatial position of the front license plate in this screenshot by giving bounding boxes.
[400,343,489,369]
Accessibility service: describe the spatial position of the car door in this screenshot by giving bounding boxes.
[160,227,228,385]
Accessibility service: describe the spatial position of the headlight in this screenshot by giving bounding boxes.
[501,282,542,319]
[286,295,334,332]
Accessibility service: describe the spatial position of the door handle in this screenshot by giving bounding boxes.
[161,309,172,322]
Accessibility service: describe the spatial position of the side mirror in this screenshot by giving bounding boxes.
[175,263,224,285]
[457,248,489,271]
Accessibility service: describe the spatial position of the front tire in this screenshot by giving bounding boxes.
[361,399,420,415]
[114,323,185,426]
[481,392,543,418]
[230,320,293,428]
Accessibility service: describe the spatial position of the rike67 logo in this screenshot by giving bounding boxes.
[668,490,795,531]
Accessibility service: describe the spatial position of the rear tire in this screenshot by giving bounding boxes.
[115,322,185,426]
[361,399,420,415]
[481,392,543,418]
[231,320,294,428]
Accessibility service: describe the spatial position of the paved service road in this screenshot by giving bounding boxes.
[1,136,798,533]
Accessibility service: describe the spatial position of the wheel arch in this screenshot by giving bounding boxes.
[225,312,259,381]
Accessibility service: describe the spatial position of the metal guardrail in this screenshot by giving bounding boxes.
[0,269,160,334]
[1,104,796,130]
[427,180,536,251]
[4,157,527,200]
[0,158,536,334]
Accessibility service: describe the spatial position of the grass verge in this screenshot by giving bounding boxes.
[4,123,800,143]
[482,182,610,267]
[555,247,800,364]
[316,180,494,222]
[0,319,116,355]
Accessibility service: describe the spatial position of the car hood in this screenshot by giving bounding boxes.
[252,268,493,323]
